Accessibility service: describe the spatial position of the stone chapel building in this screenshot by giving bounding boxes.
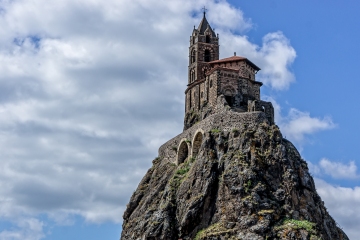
[184,12,274,130]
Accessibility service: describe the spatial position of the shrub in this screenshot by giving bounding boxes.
[232,128,239,133]
[211,128,221,134]
[275,218,316,234]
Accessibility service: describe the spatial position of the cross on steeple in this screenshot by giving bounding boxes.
[202,6,208,17]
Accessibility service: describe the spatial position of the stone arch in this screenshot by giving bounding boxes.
[177,139,189,165]
[222,85,237,94]
[192,129,204,157]
[222,85,237,107]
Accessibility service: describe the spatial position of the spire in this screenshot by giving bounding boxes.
[197,7,216,37]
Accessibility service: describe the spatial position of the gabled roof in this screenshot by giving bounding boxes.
[197,14,216,37]
[210,56,261,71]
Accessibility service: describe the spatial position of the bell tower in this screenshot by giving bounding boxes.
[188,11,219,85]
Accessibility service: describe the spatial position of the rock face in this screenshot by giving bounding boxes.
[121,112,348,240]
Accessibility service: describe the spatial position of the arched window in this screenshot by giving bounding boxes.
[204,50,210,62]
[206,35,210,43]
[191,50,196,63]
[191,70,195,82]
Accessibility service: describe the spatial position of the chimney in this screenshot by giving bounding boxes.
[234,52,236,56]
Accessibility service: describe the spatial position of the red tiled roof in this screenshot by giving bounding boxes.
[210,56,261,71]
[209,56,246,63]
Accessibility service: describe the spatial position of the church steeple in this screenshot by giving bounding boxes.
[188,11,219,85]
[185,10,220,118]
[197,9,216,38]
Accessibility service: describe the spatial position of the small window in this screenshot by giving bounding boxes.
[249,74,251,79]
[210,80,213,88]
[206,35,210,43]
[201,91,204,98]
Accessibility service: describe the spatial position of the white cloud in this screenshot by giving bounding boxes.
[264,97,335,145]
[0,218,44,240]
[310,158,359,180]
[219,31,296,90]
[281,108,335,142]
[315,178,360,240]
[207,1,252,32]
[0,0,299,238]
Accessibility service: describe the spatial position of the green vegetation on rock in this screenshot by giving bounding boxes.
[195,222,233,240]
[275,218,317,234]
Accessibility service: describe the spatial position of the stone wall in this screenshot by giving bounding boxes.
[159,111,269,164]
[248,100,275,125]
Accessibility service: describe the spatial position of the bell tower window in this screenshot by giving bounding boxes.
[204,50,210,62]
[206,35,210,43]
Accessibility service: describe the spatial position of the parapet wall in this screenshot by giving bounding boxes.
[158,111,269,164]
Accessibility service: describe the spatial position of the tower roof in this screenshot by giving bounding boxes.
[197,14,216,37]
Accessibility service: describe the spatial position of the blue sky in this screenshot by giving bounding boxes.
[0,0,359,239]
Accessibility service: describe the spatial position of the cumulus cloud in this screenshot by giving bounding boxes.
[310,158,359,180]
[281,108,335,142]
[0,218,44,240]
[315,178,360,240]
[206,1,252,32]
[219,31,296,90]
[0,0,300,238]
[264,97,335,145]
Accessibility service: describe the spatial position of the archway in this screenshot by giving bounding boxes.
[177,140,189,164]
[192,130,204,157]
[223,87,236,107]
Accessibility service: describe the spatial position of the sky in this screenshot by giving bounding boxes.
[0,0,359,239]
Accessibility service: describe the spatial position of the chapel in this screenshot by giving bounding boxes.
[184,11,274,130]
